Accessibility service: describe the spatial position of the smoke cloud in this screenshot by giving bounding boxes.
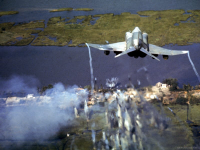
[0,75,192,149]
[0,76,88,141]
[0,75,40,95]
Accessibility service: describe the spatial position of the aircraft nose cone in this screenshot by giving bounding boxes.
[133,27,141,32]
[135,27,139,30]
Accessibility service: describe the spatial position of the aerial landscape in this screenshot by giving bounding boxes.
[0,0,200,149]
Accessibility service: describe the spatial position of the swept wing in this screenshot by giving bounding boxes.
[87,42,126,51]
[149,44,188,55]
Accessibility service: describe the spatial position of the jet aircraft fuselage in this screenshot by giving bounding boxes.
[129,27,143,50]
[86,27,188,61]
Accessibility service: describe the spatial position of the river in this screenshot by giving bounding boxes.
[0,0,200,87]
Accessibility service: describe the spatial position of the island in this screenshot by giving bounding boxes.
[0,11,19,17]
[0,9,199,46]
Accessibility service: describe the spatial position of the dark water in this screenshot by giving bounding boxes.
[0,0,200,87]
[0,0,200,23]
[0,44,199,87]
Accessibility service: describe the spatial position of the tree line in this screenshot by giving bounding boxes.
[163,78,200,91]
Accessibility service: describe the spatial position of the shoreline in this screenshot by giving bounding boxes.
[0,9,200,46]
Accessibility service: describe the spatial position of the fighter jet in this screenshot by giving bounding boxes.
[86,27,188,61]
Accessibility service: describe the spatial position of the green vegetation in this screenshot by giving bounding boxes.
[84,85,92,91]
[1,80,200,149]
[194,84,200,90]
[74,8,94,11]
[0,9,200,46]
[176,97,188,105]
[183,84,193,91]
[161,78,200,105]
[0,11,18,17]
[1,102,197,149]
[163,78,178,91]
[33,9,200,46]
[162,78,199,92]
[162,104,200,124]
[39,84,54,94]
[0,20,45,46]
[190,96,200,104]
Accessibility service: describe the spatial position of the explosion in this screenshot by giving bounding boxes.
[0,77,194,149]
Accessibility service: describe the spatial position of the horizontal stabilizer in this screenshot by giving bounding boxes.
[115,47,136,58]
[140,48,160,61]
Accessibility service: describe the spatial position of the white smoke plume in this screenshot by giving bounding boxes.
[0,75,192,149]
[0,76,88,141]
[0,75,39,95]
[85,43,94,93]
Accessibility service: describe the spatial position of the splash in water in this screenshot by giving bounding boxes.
[86,43,94,93]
